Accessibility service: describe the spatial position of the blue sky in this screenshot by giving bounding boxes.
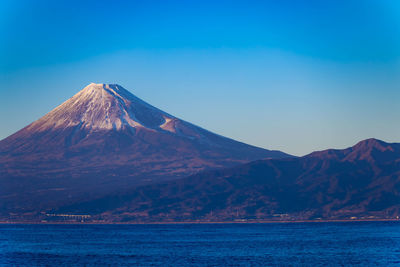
[1,0,399,155]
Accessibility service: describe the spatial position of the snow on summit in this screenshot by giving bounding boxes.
[27,83,176,133]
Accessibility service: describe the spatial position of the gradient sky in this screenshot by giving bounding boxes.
[1,0,399,156]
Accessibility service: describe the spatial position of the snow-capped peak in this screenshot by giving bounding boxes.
[27,83,176,133]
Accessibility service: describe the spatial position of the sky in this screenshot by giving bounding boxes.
[0,0,399,156]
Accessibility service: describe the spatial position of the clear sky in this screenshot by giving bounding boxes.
[1,0,399,156]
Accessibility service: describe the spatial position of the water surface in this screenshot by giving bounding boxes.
[1,222,400,266]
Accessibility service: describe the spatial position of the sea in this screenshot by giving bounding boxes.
[0,222,399,266]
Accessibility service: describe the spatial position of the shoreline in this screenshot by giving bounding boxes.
[1,218,400,225]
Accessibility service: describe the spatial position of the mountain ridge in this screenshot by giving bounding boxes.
[52,138,400,222]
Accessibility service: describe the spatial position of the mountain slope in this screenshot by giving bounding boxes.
[0,83,290,217]
[56,138,400,222]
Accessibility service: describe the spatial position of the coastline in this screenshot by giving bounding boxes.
[1,218,400,225]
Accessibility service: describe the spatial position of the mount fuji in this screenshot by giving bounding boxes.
[0,83,290,217]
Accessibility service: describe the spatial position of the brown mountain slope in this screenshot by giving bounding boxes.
[55,139,400,222]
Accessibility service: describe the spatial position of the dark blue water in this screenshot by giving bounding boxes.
[1,222,400,266]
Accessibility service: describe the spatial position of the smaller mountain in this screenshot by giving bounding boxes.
[55,138,400,222]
